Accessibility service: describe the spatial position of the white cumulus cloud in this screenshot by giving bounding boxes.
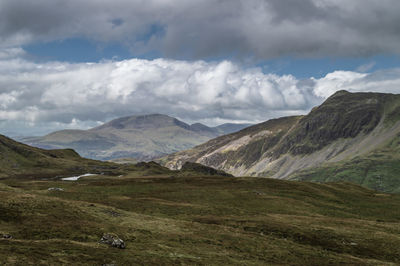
[0,54,399,136]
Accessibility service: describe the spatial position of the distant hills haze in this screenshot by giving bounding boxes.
[19,114,251,161]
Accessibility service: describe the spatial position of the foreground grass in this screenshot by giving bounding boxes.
[0,173,399,265]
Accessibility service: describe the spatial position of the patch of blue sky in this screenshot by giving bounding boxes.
[257,55,400,78]
[23,33,400,79]
[23,38,133,62]
[23,23,166,63]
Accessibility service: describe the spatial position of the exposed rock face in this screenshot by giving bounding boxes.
[161,91,400,179]
[100,233,126,249]
[275,90,383,156]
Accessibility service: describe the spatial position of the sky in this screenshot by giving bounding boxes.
[1,0,400,136]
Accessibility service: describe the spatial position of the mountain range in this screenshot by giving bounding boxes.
[19,114,251,161]
[1,90,400,264]
[160,90,400,192]
[9,90,400,192]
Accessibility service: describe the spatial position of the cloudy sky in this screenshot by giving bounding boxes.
[1,0,400,136]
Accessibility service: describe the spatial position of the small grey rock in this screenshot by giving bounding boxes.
[48,187,64,191]
[99,233,125,249]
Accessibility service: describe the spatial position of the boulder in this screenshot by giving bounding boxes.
[48,187,64,191]
[99,233,125,249]
[2,234,12,239]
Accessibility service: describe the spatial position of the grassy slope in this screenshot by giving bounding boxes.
[0,173,399,265]
[0,134,122,179]
[289,131,400,193]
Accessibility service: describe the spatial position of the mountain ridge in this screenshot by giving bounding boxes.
[20,114,251,161]
[160,91,400,192]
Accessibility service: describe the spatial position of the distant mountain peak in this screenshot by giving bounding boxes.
[20,113,254,161]
[93,113,187,130]
[190,122,213,131]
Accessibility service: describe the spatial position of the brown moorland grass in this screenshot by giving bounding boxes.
[0,173,399,265]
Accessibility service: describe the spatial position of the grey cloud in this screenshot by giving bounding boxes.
[266,0,329,24]
[1,0,400,59]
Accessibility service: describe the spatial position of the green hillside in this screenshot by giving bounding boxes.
[289,132,400,193]
[0,134,122,179]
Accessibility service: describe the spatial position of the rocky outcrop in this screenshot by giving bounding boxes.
[99,233,126,249]
[1,234,12,239]
[47,187,64,191]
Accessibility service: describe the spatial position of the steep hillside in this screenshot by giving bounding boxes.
[0,134,120,179]
[20,114,250,161]
[289,132,400,193]
[161,91,400,191]
[160,115,302,173]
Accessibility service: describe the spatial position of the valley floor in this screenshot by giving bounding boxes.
[0,173,399,265]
